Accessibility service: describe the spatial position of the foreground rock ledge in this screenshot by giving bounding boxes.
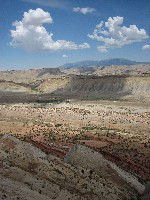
[0,135,145,200]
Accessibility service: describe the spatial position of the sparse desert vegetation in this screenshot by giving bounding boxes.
[0,66,150,199]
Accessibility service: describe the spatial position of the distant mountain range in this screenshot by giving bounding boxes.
[60,58,150,68]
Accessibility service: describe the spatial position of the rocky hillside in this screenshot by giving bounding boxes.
[37,75,150,101]
[0,66,150,102]
[61,64,150,75]
[0,135,145,200]
[0,68,62,84]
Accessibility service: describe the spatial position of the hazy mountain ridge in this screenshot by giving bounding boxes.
[60,58,150,68]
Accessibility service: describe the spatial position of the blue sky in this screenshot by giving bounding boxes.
[0,0,150,70]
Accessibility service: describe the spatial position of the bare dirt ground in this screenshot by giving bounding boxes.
[0,99,149,183]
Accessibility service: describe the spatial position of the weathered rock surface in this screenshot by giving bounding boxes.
[64,144,145,194]
[0,135,142,200]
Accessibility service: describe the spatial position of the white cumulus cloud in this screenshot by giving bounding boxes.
[10,8,90,52]
[97,46,108,53]
[73,7,96,14]
[62,54,68,58]
[78,43,90,49]
[142,44,150,50]
[88,16,149,52]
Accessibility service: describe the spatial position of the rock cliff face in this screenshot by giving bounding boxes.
[38,75,150,101]
[0,135,142,200]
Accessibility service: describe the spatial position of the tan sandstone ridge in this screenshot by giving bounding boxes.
[0,134,144,200]
[0,65,150,103]
[37,75,150,101]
